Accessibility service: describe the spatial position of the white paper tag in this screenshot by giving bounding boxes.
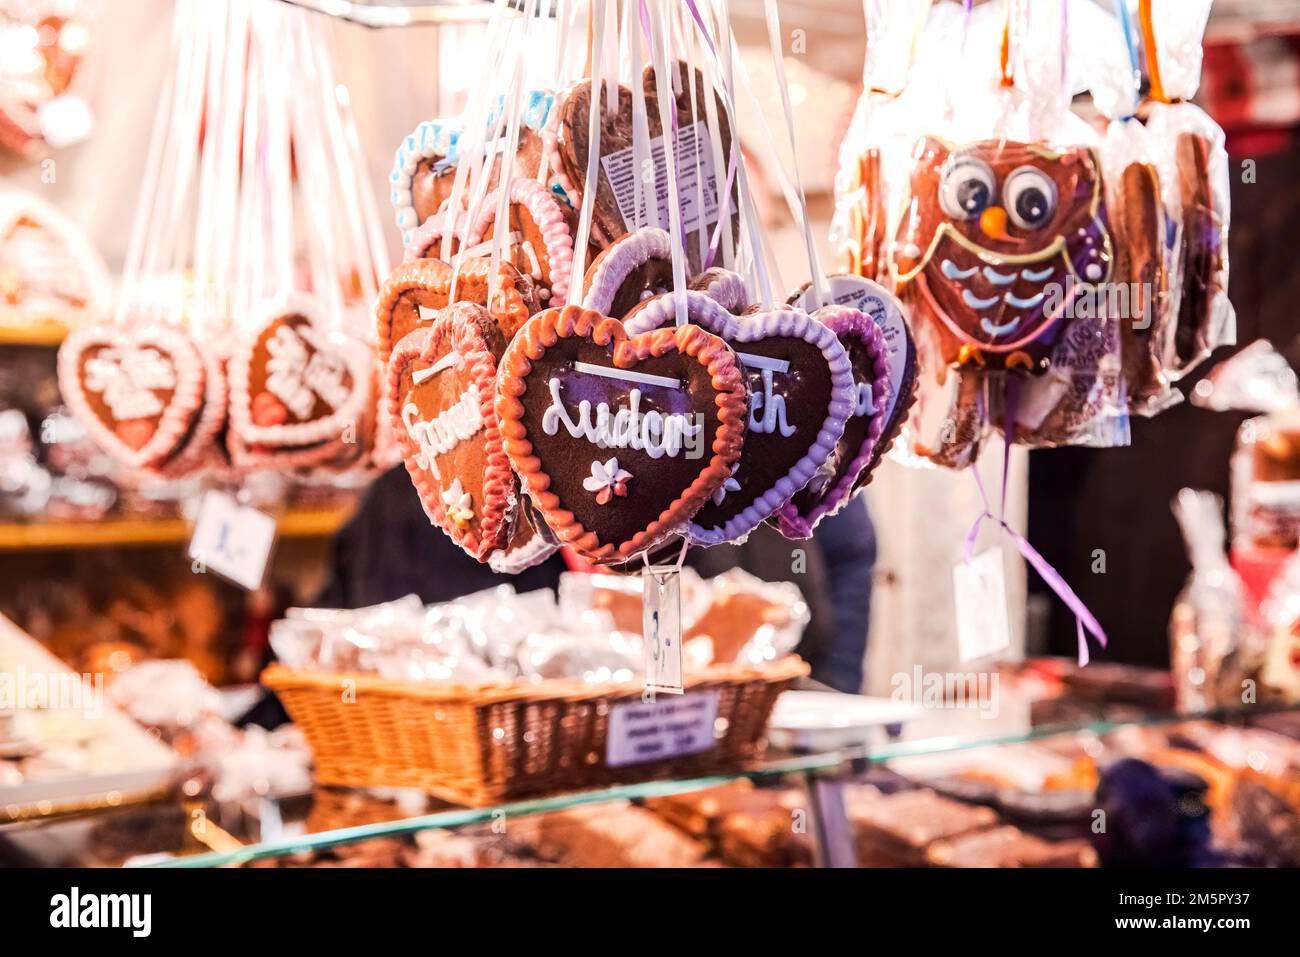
[601,120,720,235]
[952,548,1012,663]
[187,491,278,591]
[605,690,720,767]
[642,564,683,694]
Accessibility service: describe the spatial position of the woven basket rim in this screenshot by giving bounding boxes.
[261,655,808,704]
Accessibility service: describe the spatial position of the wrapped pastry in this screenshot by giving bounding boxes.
[1140,0,1234,380]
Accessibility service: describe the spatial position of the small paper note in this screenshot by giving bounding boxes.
[642,564,683,694]
[953,548,1012,663]
[187,491,277,591]
[606,691,720,767]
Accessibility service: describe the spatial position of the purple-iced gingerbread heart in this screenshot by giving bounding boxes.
[773,305,892,539]
[623,290,854,546]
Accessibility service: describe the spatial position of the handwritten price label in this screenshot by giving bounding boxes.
[642,564,683,695]
[187,491,277,591]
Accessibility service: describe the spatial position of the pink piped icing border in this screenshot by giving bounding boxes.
[228,294,374,452]
[773,305,892,539]
[461,178,576,304]
[624,291,855,548]
[581,226,672,316]
[58,323,207,471]
[386,306,514,562]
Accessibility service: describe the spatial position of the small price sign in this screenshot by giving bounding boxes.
[642,564,683,695]
[187,491,277,591]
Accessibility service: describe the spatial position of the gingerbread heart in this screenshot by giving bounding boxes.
[555,63,739,272]
[624,291,854,546]
[388,303,513,561]
[689,267,748,314]
[495,304,747,563]
[376,256,538,363]
[228,297,372,453]
[581,226,674,319]
[773,305,891,538]
[58,324,208,470]
[390,117,547,246]
[0,189,111,323]
[488,495,559,574]
[786,274,918,490]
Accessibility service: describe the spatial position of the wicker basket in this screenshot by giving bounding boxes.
[263,656,808,807]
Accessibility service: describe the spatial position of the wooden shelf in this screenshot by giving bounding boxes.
[0,506,352,551]
[0,318,69,346]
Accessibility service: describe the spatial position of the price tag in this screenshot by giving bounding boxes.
[606,691,720,767]
[952,548,1012,663]
[187,491,277,591]
[642,564,683,695]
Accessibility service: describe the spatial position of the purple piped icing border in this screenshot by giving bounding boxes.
[774,305,892,539]
[624,290,854,547]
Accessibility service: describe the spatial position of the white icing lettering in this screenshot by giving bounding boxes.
[854,382,874,416]
[265,324,351,420]
[541,378,700,459]
[747,369,796,437]
[402,386,484,480]
[84,347,176,421]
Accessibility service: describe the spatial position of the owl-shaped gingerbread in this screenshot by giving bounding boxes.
[892,136,1113,374]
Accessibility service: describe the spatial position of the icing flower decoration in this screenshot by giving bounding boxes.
[583,457,632,505]
[711,462,741,506]
[441,479,475,528]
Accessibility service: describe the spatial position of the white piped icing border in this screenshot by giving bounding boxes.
[624,291,855,547]
[228,293,374,451]
[0,188,112,322]
[57,323,207,471]
[390,120,459,246]
[581,226,672,316]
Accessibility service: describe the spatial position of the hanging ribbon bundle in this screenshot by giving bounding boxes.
[57,0,391,482]
[378,0,906,576]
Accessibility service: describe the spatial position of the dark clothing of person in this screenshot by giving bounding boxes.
[315,466,876,692]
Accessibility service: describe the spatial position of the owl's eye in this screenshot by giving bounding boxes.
[938,157,996,220]
[1003,167,1058,229]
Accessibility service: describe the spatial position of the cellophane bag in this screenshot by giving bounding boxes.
[1081,1,1180,417]
[1141,0,1234,379]
[889,0,1128,466]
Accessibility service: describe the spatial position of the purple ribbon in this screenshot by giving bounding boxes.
[963,380,1108,667]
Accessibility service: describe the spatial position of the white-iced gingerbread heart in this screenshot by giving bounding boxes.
[228,296,372,453]
[387,302,514,561]
[58,323,209,471]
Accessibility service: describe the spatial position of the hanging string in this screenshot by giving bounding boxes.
[999,0,1015,88]
[1137,0,1169,104]
[1116,0,1143,120]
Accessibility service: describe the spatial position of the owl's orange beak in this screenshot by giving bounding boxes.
[979,206,1012,241]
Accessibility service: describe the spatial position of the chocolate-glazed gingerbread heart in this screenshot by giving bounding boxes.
[58,323,209,471]
[1109,161,1170,409]
[496,304,747,563]
[388,303,513,561]
[774,305,891,539]
[786,274,918,490]
[376,256,538,362]
[624,291,854,546]
[1171,131,1224,372]
[556,63,739,273]
[229,297,372,452]
[581,226,675,319]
